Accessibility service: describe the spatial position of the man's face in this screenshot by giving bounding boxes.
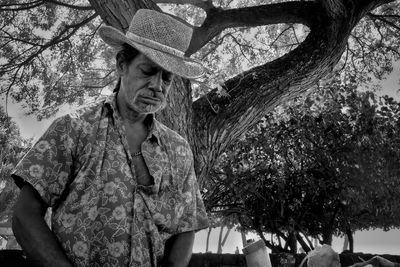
[118,53,174,114]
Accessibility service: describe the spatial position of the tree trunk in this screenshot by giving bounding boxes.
[217,225,224,254]
[342,235,349,251]
[349,234,354,252]
[314,237,319,248]
[276,233,282,248]
[221,226,232,248]
[302,233,315,250]
[256,228,286,253]
[296,232,311,253]
[241,231,247,248]
[286,231,298,253]
[322,229,333,245]
[346,228,354,252]
[205,227,212,252]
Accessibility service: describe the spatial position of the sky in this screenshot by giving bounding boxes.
[193,228,400,255]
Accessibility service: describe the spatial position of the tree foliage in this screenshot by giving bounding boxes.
[0,0,104,119]
[204,73,400,253]
[0,106,31,224]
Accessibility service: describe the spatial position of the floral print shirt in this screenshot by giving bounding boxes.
[12,93,209,267]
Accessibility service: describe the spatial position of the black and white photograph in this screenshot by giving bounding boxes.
[0,0,400,266]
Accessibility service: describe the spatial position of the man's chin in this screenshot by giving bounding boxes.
[135,104,164,114]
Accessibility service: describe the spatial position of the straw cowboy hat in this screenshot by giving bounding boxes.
[98,9,205,79]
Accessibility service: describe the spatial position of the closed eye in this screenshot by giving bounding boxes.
[141,68,157,76]
[139,64,173,83]
[162,71,174,83]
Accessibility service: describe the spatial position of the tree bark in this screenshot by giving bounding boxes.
[285,231,298,253]
[217,225,224,254]
[87,0,160,31]
[342,235,349,251]
[296,232,311,253]
[221,226,232,248]
[241,231,246,248]
[349,233,354,252]
[322,229,333,245]
[205,227,212,252]
[186,2,316,55]
[256,228,285,253]
[346,227,354,252]
[301,232,315,250]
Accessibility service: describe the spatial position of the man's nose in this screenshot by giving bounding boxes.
[148,71,163,92]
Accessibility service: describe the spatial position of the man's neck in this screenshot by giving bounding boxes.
[116,94,150,146]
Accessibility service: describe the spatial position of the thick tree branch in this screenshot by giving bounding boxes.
[317,0,348,18]
[186,1,316,55]
[191,0,397,186]
[0,1,42,11]
[0,1,93,12]
[368,12,400,31]
[353,0,397,16]
[152,0,214,12]
[44,0,94,10]
[87,0,160,31]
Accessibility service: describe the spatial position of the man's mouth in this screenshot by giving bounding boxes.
[138,95,161,104]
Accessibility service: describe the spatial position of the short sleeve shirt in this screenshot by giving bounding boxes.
[12,93,209,267]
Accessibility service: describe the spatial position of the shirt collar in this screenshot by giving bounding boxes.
[145,114,161,144]
[104,93,161,145]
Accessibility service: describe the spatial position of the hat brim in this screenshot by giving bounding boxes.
[98,25,204,79]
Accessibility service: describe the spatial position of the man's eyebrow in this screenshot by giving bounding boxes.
[139,63,173,75]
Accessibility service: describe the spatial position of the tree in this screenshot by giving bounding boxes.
[202,212,235,253]
[204,73,400,253]
[1,0,399,187]
[0,106,31,224]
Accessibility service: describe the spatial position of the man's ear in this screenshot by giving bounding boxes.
[116,58,126,76]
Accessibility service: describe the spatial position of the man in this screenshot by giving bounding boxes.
[11,9,208,267]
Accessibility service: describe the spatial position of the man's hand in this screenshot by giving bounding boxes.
[12,183,73,267]
[162,231,195,267]
[349,256,396,267]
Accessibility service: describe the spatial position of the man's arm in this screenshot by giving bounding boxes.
[162,231,195,267]
[12,183,73,267]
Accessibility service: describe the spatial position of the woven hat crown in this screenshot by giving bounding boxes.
[130,9,192,54]
[98,9,205,78]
